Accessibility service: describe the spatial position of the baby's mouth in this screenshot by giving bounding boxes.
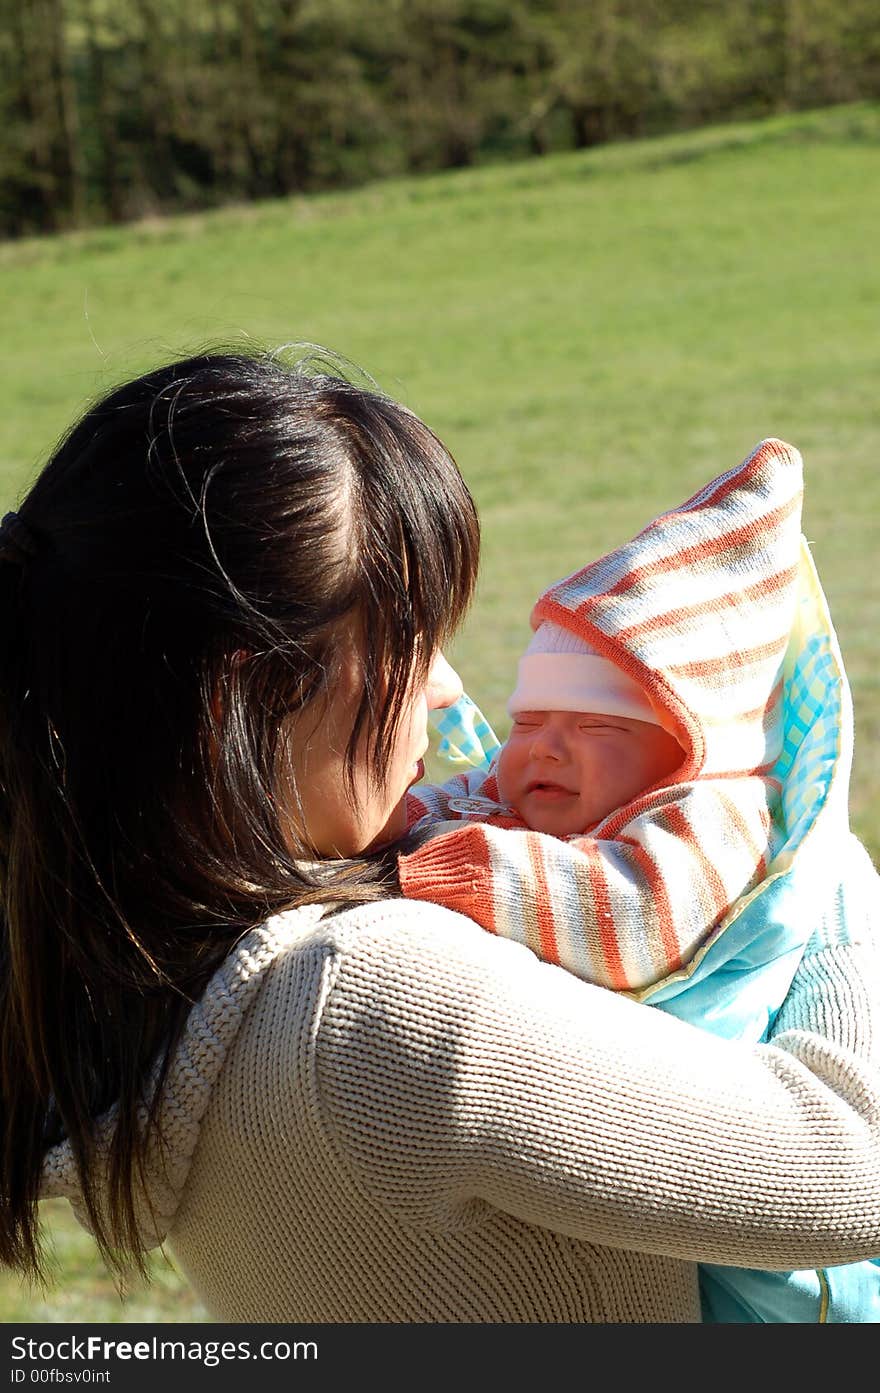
[525,780,576,799]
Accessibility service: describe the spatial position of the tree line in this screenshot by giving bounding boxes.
[2,0,879,239]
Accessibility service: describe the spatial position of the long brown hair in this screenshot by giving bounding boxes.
[0,349,480,1277]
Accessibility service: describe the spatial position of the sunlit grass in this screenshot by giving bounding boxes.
[0,1202,207,1322]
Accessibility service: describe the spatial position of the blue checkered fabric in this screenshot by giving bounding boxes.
[772,634,841,856]
[429,694,502,773]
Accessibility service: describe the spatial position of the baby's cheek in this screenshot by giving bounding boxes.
[495,742,516,801]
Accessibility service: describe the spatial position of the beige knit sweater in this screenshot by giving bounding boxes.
[41,837,880,1323]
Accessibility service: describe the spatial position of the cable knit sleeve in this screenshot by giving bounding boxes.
[315,898,880,1271]
[770,834,878,1064]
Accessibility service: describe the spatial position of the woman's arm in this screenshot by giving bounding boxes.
[315,897,880,1270]
[769,833,878,1061]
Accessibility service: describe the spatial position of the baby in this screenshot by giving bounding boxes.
[400,436,790,994]
[399,437,880,1321]
[497,629,684,839]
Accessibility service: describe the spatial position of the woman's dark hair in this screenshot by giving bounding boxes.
[0,348,480,1278]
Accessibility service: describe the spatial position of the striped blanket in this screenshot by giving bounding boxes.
[401,439,802,995]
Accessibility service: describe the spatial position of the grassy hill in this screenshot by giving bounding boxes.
[1,102,878,1321]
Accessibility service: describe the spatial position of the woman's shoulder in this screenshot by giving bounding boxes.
[40,895,492,1241]
[231,893,617,1105]
[257,894,494,976]
[250,893,548,1025]
[224,895,521,1041]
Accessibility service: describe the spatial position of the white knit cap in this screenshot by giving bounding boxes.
[507,621,661,725]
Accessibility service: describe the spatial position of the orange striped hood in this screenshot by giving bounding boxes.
[533,439,803,812]
[400,439,805,996]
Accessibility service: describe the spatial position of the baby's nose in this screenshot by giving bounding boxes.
[530,726,564,759]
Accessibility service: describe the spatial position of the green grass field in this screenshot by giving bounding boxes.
[1,102,878,1321]
[0,1202,206,1322]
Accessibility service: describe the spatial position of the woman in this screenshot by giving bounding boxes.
[2,350,879,1321]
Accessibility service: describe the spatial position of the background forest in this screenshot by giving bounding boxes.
[3,0,880,237]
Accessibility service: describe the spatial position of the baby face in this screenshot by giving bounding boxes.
[496,710,683,837]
